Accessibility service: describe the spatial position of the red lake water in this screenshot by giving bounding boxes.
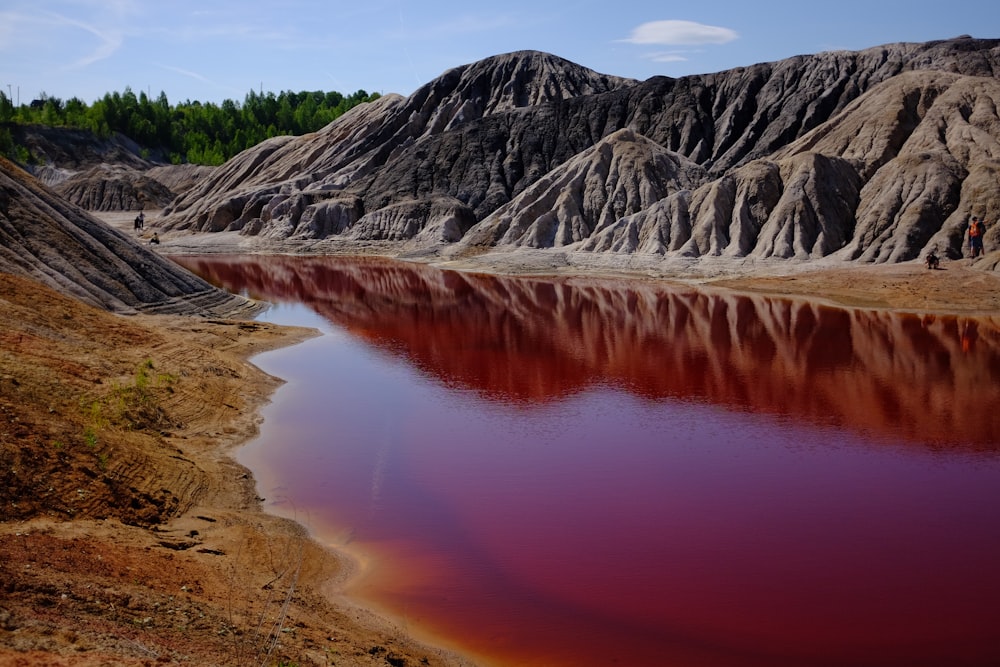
[173,254,1000,666]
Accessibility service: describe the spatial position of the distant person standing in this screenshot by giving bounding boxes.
[925,246,940,269]
[968,215,984,258]
[977,216,987,254]
[138,211,145,230]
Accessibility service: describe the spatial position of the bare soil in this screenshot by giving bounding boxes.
[705,259,1000,315]
[0,271,472,667]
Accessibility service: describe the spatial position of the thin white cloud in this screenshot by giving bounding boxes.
[644,52,690,63]
[622,20,738,46]
[156,63,214,85]
[69,26,123,68]
[26,10,125,69]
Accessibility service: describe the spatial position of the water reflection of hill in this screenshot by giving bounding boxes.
[175,255,1000,449]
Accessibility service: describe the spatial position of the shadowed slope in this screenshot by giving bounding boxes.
[0,158,253,314]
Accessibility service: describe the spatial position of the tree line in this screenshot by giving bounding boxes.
[0,87,380,166]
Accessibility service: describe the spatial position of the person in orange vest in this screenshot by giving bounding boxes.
[968,215,984,258]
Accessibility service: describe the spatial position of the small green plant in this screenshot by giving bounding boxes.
[92,359,176,432]
[135,359,157,389]
[76,358,175,467]
[52,440,64,450]
[84,399,106,429]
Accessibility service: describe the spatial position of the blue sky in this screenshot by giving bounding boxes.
[0,0,992,106]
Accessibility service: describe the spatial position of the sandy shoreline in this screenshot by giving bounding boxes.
[0,266,476,665]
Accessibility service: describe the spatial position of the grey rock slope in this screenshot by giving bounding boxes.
[6,123,150,174]
[157,37,1000,265]
[0,157,253,314]
[6,124,215,212]
[159,51,634,234]
[461,128,707,249]
[53,164,176,211]
[571,71,1000,261]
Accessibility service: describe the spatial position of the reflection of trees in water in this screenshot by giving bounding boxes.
[174,254,1000,449]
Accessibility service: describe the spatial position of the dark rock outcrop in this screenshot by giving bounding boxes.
[568,69,1000,262]
[154,37,1000,266]
[159,51,636,235]
[462,128,706,249]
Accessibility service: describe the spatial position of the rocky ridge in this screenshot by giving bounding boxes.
[0,157,253,315]
[153,37,1000,267]
[53,164,175,210]
[4,123,214,213]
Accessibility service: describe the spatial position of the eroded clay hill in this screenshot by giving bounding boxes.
[0,157,251,314]
[7,123,213,211]
[155,37,1000,266]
